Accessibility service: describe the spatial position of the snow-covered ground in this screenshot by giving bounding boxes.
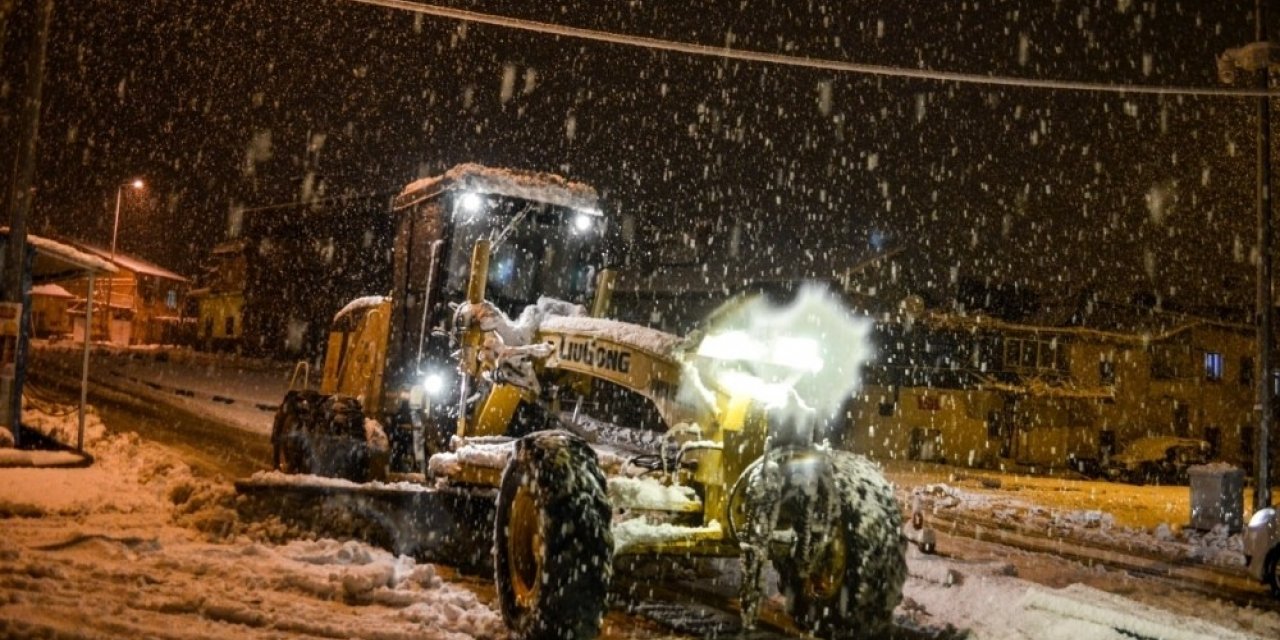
[0,403,509,640]
[13,345,1280,638]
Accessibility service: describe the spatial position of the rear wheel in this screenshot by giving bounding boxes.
[778,451,906,639]
[494,431,612,639]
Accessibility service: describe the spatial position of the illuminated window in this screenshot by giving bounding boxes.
[1204,352,1223,382]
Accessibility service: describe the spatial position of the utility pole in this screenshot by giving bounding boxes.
[1221,1,1276,511]
[1253,0,1275,513]
[1,0,53,442]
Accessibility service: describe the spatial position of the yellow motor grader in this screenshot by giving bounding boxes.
[245,164,907,639]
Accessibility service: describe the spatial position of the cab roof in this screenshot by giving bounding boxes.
[393,163,600,214]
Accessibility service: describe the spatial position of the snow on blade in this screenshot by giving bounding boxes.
[612,517,722,553]
[428,438,516,478]
[607,476,701,511]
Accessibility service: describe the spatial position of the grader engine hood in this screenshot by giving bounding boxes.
[539,316,680,387]
[536,315,688,424]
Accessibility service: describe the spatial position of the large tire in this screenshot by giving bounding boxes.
[314,396,382,482]
[271,390,318,474]
[778,450,907,639]
[1265,547,1280,599]
[494,430,612,639]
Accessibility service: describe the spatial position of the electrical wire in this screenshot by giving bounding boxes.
[348,0,1272,98]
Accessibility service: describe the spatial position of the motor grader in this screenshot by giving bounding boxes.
[251,164,908,639]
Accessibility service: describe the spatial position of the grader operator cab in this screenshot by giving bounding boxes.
[256,164,908,639]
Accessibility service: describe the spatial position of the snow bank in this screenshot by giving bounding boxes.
[912,481,1246,568]
[0,400,509,640]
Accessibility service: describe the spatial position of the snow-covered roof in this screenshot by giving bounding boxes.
[0,229,118,281]
[393,163,601,214]
[74,244,188,283]
[30,283,74,299]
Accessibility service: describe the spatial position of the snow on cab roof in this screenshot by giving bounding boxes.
[393,163,601,214]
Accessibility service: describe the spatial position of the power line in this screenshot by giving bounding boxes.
[348,0,1272,98]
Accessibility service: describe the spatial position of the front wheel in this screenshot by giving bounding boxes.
[271,390,318,474]
[778,451,907,639]
[494,430,613,639]
[1266,548,1280,599]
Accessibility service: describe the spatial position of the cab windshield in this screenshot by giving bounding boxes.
[444,194,603,316]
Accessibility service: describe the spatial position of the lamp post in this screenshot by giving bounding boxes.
[101,179,143,343]
[1219,0,1274,511]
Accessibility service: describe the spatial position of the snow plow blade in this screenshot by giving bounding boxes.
[234,474,496,570]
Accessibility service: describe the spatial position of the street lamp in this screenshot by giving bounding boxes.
[101,178,144,342]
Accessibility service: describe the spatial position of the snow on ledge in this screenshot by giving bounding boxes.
[334,295,389,323]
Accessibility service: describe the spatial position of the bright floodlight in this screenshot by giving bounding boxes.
[130,179,144,189]
[687,286,872,436]
[423,372,446,396]
[459,191,483,213]
[573,212,593,232]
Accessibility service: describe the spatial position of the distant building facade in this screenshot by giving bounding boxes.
[190,240,247,351]
[193,195,394,359]
[30,283,74,339]
[846,309,1259,471]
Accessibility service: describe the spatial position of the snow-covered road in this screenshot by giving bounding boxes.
[10,345,1280,638]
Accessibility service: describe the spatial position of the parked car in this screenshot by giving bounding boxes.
[1244,506,1280,598]
[1103,436,1211,485]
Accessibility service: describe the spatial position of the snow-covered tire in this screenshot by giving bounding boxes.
[271,390,316,474]
[494,430,612,639]
[1265,547,1280,599]
[778,450,906,639]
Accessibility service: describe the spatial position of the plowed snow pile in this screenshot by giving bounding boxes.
[0,405,506,640]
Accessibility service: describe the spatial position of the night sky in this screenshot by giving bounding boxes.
[0,1,1269,313]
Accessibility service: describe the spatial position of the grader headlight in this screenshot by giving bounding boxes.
[687,286,872,441]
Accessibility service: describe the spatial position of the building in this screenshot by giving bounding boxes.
[61,245,192,345]
[190,240,247,351]
[29,283,75,339]
[193,194,394,359]
[845,306,1259,471]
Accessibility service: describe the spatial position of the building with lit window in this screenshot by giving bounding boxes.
[61,245,191,345]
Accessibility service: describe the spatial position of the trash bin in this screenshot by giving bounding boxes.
[1188,463,1245,533]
